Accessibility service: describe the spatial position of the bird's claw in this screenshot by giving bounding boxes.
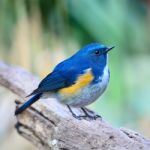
[67,105,102,120]
[72,113,101,120]
[81,107,102,120]
[72,113,82,120]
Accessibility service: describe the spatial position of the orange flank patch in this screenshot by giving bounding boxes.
[59,69,94,96]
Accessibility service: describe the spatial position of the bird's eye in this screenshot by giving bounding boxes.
[94,50,100,55]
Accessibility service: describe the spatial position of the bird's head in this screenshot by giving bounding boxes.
[76,43,114,67]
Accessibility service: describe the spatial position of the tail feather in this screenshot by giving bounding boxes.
[15,93,42,115]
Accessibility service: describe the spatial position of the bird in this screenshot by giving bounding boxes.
[15,43,114,120]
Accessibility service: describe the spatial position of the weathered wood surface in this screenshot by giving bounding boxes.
[0,61,150,150]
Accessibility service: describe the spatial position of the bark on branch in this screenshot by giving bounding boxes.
[0,61,150,150]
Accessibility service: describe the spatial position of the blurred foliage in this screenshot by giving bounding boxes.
[0,1,150,148]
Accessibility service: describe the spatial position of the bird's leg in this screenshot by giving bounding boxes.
[67,105,101,120]
[67,105,83,120]
[81,107,102,120]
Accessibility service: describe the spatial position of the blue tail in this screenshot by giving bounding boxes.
[15,93,42,115]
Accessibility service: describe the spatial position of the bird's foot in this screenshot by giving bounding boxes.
[71,113,87,120]
[67,105,83,120]
[67,105,102,120]
[81,107,102,120]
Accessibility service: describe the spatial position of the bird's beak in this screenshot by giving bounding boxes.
[105,46,115,53]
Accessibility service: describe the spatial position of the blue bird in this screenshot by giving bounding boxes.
[15,43,114,119]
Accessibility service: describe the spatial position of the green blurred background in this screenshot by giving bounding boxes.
[0,0,150,149]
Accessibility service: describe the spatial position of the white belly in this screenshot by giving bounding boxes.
[58,66,110,107]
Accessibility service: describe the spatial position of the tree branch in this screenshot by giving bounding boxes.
[0,61,150,150]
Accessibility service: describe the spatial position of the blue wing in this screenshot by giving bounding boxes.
[28,56,91,96]
[28,71,73,96]
[28,61,80,96]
